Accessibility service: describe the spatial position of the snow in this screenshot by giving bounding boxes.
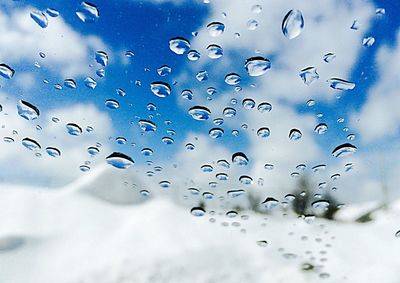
[0,170,399,283]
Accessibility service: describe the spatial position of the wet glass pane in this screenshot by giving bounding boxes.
[0,0,399,282]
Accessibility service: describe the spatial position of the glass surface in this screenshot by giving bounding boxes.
[0,0,399,282]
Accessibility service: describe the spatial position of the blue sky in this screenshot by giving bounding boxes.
[0,0,399,204]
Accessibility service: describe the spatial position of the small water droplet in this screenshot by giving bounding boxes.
[257,240,268,247]
[328,78,355,90]
[84,77,97,89]
[46,8,59,17]
[95,51,108,67]
[323,53,336,63]
[363,36,375,47]
[209,127,224,138]
[138,120,157,132]
[232,152,249,166]
[191,207,206,217]
[196,70,208,81]
[223,107,236,117]
[169,37,190,55]
[251,5,262,14]
[224,73,241,85]
[181,89,193,100]
[314,123,328,135]
[206,44,223,59]
[66,123,83,136]
[105,99,119,109]
[157,65,172,76]
[299,67,319,86]
[46,147,61,157]
[289,129,302,140]
[188,106,211,121]
[76,2,99,23]
[22,137,41,151]
[187,50,201,61]
[247,19,258,30]
[257,102,272,113]
[150,82,171,98]
[64,79,77,89]
[262,197,279,210]
[0,64,15,79]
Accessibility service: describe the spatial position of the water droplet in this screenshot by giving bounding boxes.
[17,100,40,120]
[257,127,270,138]
[181,89,193,100]
[328,78,355,90]
[87,146,100,156]
[161,136,174,145]
[201,164,213,173]
[232,152,249,166]
[116,88,126,97]
[258,102,272,113]
[217,159,230,168]
[106,152,134,169]
[140,190,150,197]
[206,44,223,59]
[64,79,77,89]
[239,175,253,185]
[223,107,236,117]
[306,99,315,107]
[227,189,246,198]
[187,50,201,61]
[242,98,256,109]
[84,77,97,89]
[79,165,91,172]
[245,57,271,77]
[105,99,119,109]
[96,68,105,78]
[95,51,108,67]
[188,106,211,121]
[282,9,304,39]
[251,5,262,14]
[247,19,259,30]
[115,137,127,145]
[138,120,157,132]
[289,129,302,140]
[216,172,229,181]
[66,123,82,136]
[226,210,238,218]
[299,67,319,86]
[30,11,48,28]
[196,70,208,81]
[169,37,190,55]
[376,8,385,16]
[157,65,172,76]
[0,64,15,79]
[314,123,328,135]
[347,134,356,141]
[349,20,360,31]
[363,36,375,47]
[209,128,224,138]
[22,137,41,151]
[207,22,225,37]
[257,240,268,247]
[185,143,195,150]
[46,147,61,157]
[224,73,241,85]
[46,8,59,17]
[76,2,99,23]
[191,207,206,217]
[150,82,171,98]
[147,103,157,111]
[395,230,400,238]
[203,192,214,200]
[332,143,357,158]
[262,197,279,210]
[323,53,336,63]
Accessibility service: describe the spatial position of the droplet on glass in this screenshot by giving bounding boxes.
[150,82,171,98]
[289,129,302,140]
[245,57,271,77]
[332,143,357,158]
[328,78,355,90]
[314,123,328,135]
[0,64,15,79]
[76,2,99,23]
[106,152,134,169]
[169,37,190,55]
[188,106,211,121]
[30,11,48,28]
[282,9,304,39]
[22,137,41,151]
[207,22,225,37]
[299,67,319,86]
[17,100,40,120]
[66,123,83,136]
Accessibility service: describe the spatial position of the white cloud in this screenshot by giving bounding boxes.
[0,7,108,78]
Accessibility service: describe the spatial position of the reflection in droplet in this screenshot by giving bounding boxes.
[332,143,357,158]
[209,128,224,138]
[17,100,40,120]
[181,89,193,100]
[314,123,328,135]
[207,22,225,37]
[30,11,48,28]
[328,78,355,90]
[188,106,211,121]
[258,102,272,113]
[224,73,241,85]
[245,57,271,77]
[76,2,99,23]
[22,137,41,151]
[106,152,134,169]
[299,67,319,86]
[262,197,279,210]
[207,44,223,59]
[150,82,171,98]
[232,152,249,166]
[169,37,190,55]
[223,107,236,117]
[187,50,201,61]
[282,9,304,39]
[46,147,61,157]
[66,123,83,136]
[191,207,206,217]
[157,65,172,76]
[289,129,302,140]
[0,64,15,79]
[138,120,157,132]
[242,98,256,109]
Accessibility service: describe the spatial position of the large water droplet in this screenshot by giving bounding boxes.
[299,67,319,85]
[332,143,357,158]
[17,100,40,120]
[242,98,256,109]
[191,207,206,217]
[257,127,270,138]
[262,197,279,210]
[232,152,249,166]
[314,123,328,135]
[188,106,211,120]
[289,129,302,140]
[207,44,223,59]
[95,51,108,67]
[258,102,272,113]
[22,137,41,151]
[30,11,48,28]
[169,37,190,55]
[0,64,15,79]
[245,57,271,77]
[46,147,61,157]
[209,127,224,138]
[66,123,83,136]
[106,152,134,169]
[150,82,171,98]
[282,9,304,39]
[138,120,157,132]
[207,22,225,37]
[76,2,100,23]
[224,73,241,85]
[328,78,355,90]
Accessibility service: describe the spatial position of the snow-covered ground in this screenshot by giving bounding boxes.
[0,168,399,283]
